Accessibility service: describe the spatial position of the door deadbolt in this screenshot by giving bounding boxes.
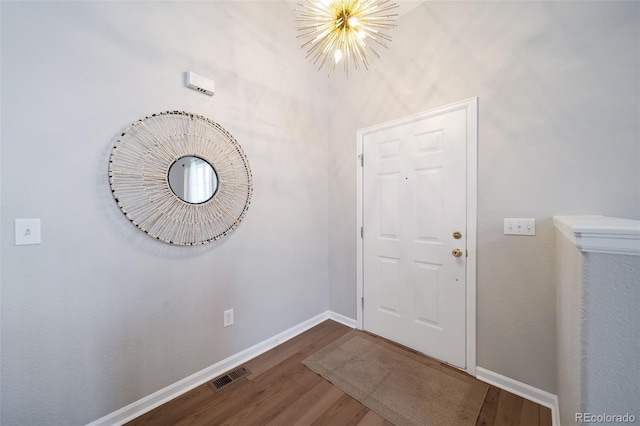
[453,231,462,239]
[452,249,463,257]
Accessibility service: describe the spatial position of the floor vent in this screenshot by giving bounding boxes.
[209,366,250,392]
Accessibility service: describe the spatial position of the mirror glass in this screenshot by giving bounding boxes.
[168,156,218,204]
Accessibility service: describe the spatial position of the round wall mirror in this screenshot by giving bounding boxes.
[168,156,218,204]
[109,111,252,245]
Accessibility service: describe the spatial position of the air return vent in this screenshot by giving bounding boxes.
[208,366,250,392]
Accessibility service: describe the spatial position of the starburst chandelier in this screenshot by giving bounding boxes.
[295,0,399,76]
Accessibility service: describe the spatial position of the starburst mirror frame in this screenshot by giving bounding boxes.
[295,0,399,76]
[109,111,252,245]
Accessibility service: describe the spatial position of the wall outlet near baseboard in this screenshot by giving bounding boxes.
[223,309,234,327]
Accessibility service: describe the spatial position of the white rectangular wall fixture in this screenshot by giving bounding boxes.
[15,218,41,245]
[504,218,536,236]
[223,309,234,327]
[185,71,215,96]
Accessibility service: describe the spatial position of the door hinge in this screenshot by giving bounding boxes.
[358,154,363,167]
[361,297,364,309]
[360,226,364,238]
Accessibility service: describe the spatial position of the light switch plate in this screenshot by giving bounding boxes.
[504,218,536,236]
[15,218,41,245]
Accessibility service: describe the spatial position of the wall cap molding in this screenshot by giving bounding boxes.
[554,215,640,256]
[476,367,560,426]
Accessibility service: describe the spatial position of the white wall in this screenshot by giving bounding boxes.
[0,2,329,425]
[327,1,640,393]
[555,234,585,425]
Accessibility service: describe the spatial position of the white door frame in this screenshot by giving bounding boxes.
[356,97,478,376]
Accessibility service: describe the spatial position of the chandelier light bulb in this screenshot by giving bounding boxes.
[295,0,399,77]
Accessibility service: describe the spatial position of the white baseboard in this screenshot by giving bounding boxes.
[327,311,357,328]
[476,367,561,426]
[87,310,354,426]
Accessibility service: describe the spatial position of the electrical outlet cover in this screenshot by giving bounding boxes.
[223,309,234,327]
[15,218,41,245]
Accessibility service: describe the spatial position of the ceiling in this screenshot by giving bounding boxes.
[285,1,425,17]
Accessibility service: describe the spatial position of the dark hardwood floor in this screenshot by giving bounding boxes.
[128,320,552,426]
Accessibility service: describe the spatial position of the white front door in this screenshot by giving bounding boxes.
[359,100,476,369]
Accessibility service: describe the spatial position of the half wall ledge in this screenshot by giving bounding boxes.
[553,215,640,256]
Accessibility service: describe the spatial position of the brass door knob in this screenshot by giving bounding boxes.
[453,231,462,239]
[452,249,463,257]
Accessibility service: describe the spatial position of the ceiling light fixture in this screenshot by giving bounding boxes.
[295,0,399,77]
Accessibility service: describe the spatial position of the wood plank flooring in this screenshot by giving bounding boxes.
[128,320,552,426]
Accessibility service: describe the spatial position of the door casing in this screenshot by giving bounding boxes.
[356,97,478,376]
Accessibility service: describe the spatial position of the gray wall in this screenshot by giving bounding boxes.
[1,2,329,425]
[556,229,640,425]
[584,252,640,417]
[327,1,640,393]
